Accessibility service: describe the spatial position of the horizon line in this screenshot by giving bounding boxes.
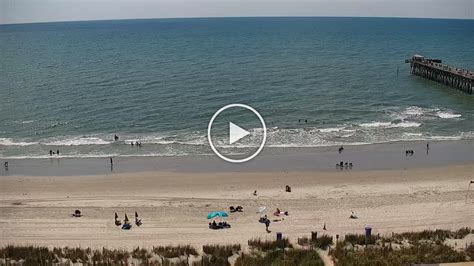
[1,15,472,26]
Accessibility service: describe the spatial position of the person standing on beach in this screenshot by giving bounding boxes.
[265,217,271,232]
[110,157,113,165]
[426,142,430,154]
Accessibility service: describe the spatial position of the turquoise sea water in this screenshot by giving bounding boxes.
[0,17,473,159]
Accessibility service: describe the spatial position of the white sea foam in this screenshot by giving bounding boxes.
[394,121,421,128]
[395,106,462,120]
[318,127,344,133]
[43,137,112,146]
[13,120,35,124]
[359,122,392,128]
[402,106,428,116]
[0,138,38,146]
[403,132,423,136]
[436,111,462,119]
[359,121,420,128]
[427,135,463,140]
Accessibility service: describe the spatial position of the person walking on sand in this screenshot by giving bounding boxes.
[426,142,430,154]
[110,157,113,165]
[265,218,271,232]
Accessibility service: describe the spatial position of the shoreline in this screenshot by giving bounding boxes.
[1,139,473,176]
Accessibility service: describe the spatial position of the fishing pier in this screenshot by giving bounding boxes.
[406,55,473,94]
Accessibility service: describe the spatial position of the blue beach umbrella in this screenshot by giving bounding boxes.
[207,211,229,219]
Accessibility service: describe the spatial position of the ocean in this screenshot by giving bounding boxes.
[0,17,473,159]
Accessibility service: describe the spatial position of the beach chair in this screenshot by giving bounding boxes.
[135,212,142,226]
[122,222,132,230]
[114,212,122,226]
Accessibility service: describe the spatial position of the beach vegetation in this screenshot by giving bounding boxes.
[235,249,324,266]
[297,234,333,250]
[330,228,474,265]
[248,237,293,251]
[202,244,241,258]
[132,246,152,262]
[152,244,198,258]
[331,241,469,265]
[0,228,471,265]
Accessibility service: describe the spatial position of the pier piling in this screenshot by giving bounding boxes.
[406,55,473,94]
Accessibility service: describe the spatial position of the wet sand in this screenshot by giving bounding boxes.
[1,139,473,176]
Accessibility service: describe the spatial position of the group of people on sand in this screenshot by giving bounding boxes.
[336,145,354,169]
[209,220,231,230]
[257,207,290,233]
[336,161,353,169]
[115,212,142,230]
[229,205,243,213]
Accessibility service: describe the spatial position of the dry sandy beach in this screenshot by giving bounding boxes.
[1,162,473,250]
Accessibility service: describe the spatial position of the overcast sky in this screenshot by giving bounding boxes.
[1,0,472,25]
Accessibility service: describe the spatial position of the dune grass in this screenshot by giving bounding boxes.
[330,228,473,265]
[235,249,324,266]
[248,237,293,251]
[0,228,471,265]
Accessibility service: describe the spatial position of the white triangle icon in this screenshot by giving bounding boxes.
[229,122,250,145]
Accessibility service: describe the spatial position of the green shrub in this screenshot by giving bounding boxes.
[313,234,334,250]
[199,254,230,266]
[153,245,198,258]
[330,242,467,265]
[132,247,152,261]
[248,238,293,251]
[202,244,241,258]
[344,233,378,245]
[235,249,324,266]
[0,245,54,263]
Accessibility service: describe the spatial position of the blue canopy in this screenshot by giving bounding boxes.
[207,211,229,219]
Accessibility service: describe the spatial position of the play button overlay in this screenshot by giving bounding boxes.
[229,122,250,144]
[208,104,267,163]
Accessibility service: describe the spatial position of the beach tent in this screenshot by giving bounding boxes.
[207,211,228,220]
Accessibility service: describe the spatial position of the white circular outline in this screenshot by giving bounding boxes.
[207,104,267,163]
